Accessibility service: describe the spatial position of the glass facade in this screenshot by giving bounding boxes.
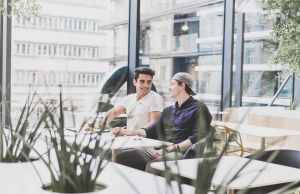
[139,0,224,110]
[137,0,289,110]
[3,0,292,124]
[235,0,289,106]
[10,0,129,126]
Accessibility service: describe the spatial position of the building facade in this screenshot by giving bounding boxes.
[105,0,291,110]
[11,0,112,114]
[11,0,291,119]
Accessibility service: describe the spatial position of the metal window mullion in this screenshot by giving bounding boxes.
[234,12,245,107]
[293,75,300,107]
[1,4,6,127]
[127,0,140,94]
[1,0,12,127]
[0,15,3,73]
[292,73,295,103]
[268,73,293,106]
[221,0,235,111]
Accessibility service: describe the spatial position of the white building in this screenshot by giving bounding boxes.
[11,0,112,113]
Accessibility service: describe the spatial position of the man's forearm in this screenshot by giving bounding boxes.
[177,139,192,151]
[145,111,161,128]
[103,106,125,127]
[167,139,192,152]
[104,111,115,125]
[132,129,146,137]
[115,128,146,137]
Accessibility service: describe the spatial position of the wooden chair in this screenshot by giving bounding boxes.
[214,124,245,156]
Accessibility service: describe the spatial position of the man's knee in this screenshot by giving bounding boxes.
[114,148,149,171]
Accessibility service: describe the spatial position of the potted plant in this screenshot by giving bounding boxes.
[31,88,114,193]
[0,91,46,162]
[0,91,48,193]
[158,111,300,194]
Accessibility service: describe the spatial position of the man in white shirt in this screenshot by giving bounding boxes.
[103,67,163,131]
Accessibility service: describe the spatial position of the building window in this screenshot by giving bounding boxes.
[14,41,101,60]
[21,44,26,54]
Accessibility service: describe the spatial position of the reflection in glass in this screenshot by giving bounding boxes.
[140,0,224,111]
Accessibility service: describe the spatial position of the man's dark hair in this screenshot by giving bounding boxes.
[134,67,155,80]
[176,80,193,95]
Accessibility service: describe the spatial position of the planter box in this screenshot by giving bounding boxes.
[0,160,194,194]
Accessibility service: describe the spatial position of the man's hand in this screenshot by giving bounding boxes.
[112,127,131,136]
[166,144,179,153]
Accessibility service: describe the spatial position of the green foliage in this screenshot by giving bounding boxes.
[263,0,300,75]
[0,0,2,13]
[35,89,113,193]
[0,92,44,162]
[0,0,40,16]
[195,157,218,194]
[194,131,235,194]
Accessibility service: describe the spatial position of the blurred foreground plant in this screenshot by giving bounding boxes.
[0,91,45,162]
[31,88,115,193]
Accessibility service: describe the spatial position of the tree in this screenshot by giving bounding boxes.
[0,0,40,16]
[263,0,300,75]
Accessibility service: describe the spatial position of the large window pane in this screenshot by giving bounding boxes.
[235,0,290,106]
[140,0,224,112]
[11,0,129,127]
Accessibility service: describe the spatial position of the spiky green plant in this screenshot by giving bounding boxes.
[160,107,297,194]
[190,109,267,194]
[32,88,115,193]
[0,91,45,162]
[199,108,300,194]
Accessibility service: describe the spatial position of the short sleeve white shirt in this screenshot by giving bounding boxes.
[117,91,163,130]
